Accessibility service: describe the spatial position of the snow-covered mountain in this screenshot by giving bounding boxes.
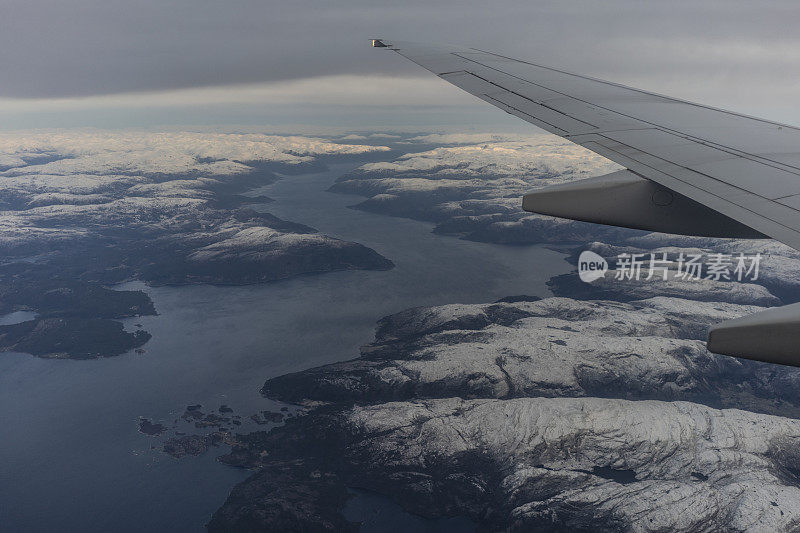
[330,133,632,244]
[212,285,800,532]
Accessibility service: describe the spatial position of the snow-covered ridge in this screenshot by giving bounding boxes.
[0,130,390,258]
[0,130,394,284]
[216,292,800,532]
[188,227,352,263]
[342,397,800,531]
[329,134,634,245]
[358,138,616,179]
[262,295,794,406]
[0,131,389,175]
[0,131,388,218]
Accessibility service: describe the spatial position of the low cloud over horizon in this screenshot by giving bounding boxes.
[3,1,800,129]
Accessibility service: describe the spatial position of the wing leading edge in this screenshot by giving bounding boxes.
[373,38,800,366]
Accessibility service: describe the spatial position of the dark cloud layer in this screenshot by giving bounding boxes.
[2,0,798,99]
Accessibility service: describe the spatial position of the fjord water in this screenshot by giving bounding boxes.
[0,163,570,532]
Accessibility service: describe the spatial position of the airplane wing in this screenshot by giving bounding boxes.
[372,38,800,366]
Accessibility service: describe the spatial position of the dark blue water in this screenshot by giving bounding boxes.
[0,163,569,532]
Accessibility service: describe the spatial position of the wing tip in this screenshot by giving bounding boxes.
[371,38,389,48]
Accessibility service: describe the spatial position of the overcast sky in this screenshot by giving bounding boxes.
[2,0,800,130]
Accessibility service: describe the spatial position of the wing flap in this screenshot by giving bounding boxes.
[486,91,596,133]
